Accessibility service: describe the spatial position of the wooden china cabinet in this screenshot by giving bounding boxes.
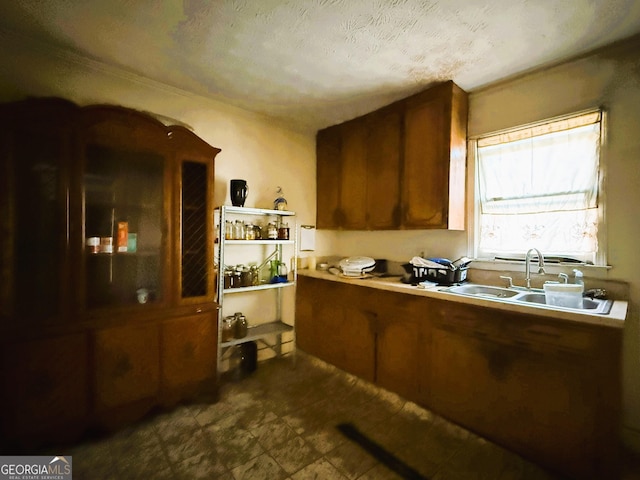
[0,98,220,450]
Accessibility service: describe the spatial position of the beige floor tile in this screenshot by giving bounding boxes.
[251,418,299,450]
[302,423,348,454]
[38,351,620,480]
[291,457,350,480]
[230,452,288,480]
[357,463,407,480]
[325,439,379,480]
[268,435,322,474]
[174,451,229,479]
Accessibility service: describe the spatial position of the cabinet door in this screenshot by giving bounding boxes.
[0,99,75,323]
[403,92,449,228]
[161,312,217,396]
[172,127,219,304]
[429,324,599,479]
[94,322,160,412]
[295,277,375,381]
[316,127,341,228]
[1,333,89,447]
[339,119,368,229]
[366,107,402,229]
[79,108,170,311]
[375,292,424,403]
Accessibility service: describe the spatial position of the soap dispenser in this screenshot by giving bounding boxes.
[573,269,584,287]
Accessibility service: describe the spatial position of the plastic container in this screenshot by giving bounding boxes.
[543,283,584,309]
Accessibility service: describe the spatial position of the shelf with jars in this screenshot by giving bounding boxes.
[215,205,297,377]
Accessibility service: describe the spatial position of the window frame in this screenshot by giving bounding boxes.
[468,108,608,267]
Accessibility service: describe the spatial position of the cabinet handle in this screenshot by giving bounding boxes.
[196,308,202,313]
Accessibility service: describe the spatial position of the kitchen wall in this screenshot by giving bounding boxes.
[0,32,317,225]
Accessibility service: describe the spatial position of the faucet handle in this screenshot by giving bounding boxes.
[499,275,514,288]
[558,273,569,284]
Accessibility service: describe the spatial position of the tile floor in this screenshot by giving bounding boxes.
[43,352,638,479]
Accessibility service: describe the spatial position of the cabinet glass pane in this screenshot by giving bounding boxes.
[84,145,164,308]
[181,161,208,298]
[12,131,63,319]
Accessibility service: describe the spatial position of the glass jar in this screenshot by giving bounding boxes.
[234,313,248,338]
[223,267,234,289]
[233,267,242,288]
[222,315,236,342]
[267,222,278,239]
[240,265,252,287]
[233,220,245,240]
[250,265,260,286]
[224,220,233,240]
[253,224,262,240]
[245,223,255,240]
[278,222,289,240]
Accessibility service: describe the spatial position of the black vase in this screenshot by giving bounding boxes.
[230,179,248,207]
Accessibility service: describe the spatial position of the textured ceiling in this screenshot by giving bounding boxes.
[2,0,640,131]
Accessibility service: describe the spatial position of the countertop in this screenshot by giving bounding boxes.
[298,269,627,329]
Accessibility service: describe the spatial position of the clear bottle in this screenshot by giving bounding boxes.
[573,269,584,287]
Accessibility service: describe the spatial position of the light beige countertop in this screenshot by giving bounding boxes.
[298,269,627,329]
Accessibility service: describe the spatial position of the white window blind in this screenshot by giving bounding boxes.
[476,110,602,264]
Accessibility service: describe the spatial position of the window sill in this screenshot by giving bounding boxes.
[469,259,612,276]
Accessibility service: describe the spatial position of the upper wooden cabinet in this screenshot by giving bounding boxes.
[316,80,467,230]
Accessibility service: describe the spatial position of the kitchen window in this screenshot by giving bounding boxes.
[473,109,605,265]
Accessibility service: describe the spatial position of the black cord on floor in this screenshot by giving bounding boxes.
[336,422,428,480]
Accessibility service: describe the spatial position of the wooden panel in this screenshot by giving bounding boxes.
[316,127,342,228]
[1,333,89,447]
[403,92,449,228]
[94,323,160,410]
[339,119,368,229]
[366,107,402,229]
[161,313,216,391]
[376,307,422,402]
[295,277,375,381]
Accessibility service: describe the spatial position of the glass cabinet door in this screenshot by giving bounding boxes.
[0,99,75,322]
[83,145,165,309]
[180,160,209,299]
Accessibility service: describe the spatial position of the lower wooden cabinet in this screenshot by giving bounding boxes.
[93,322,161,428]
[375,291,424,404]
[295,275,621,480]
[296,277,375,381]
[160,313,217,402]
[1,333,90,450]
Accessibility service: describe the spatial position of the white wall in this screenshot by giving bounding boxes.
[469,38,640,451]
[0,32,317,225]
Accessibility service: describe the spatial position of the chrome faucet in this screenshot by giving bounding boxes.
[525,248,545,289]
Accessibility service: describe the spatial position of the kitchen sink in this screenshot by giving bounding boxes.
[445,284,520,298]
[444,284,613,315]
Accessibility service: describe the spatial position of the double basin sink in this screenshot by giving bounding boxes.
[444,284,613,315]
